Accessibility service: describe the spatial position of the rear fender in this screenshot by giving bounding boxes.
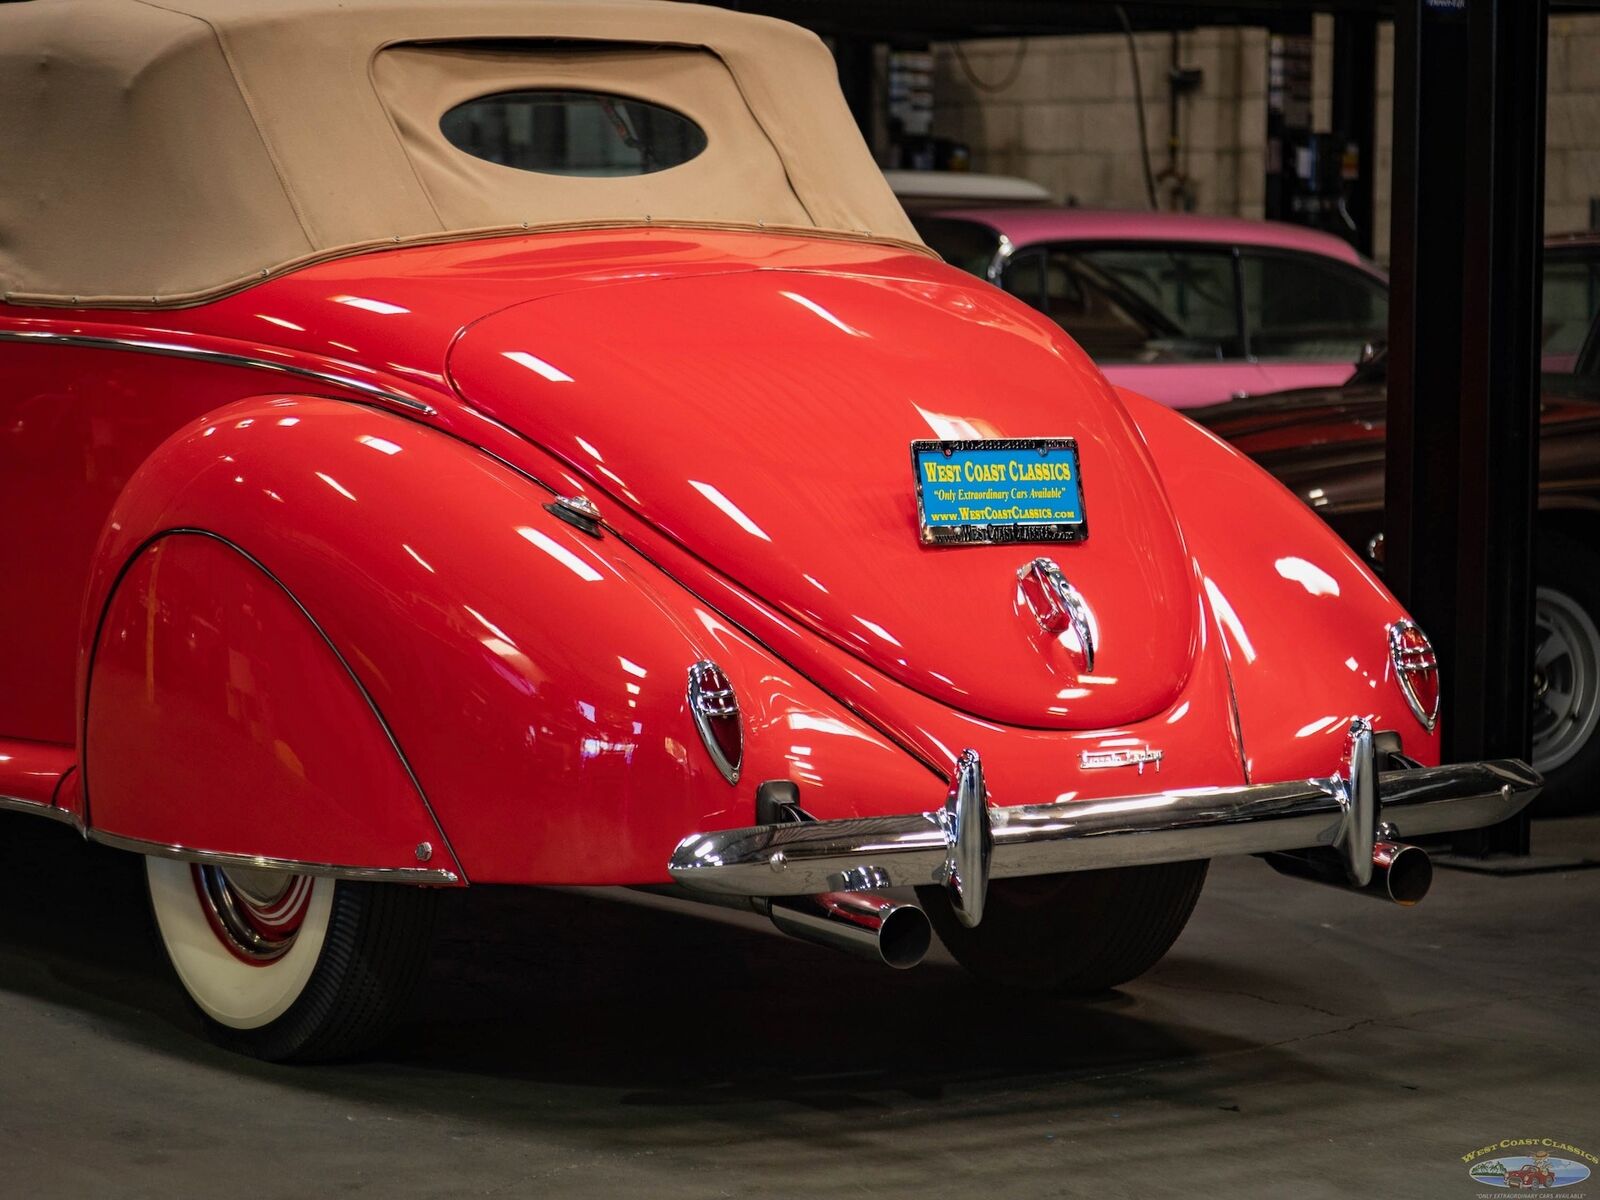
[86,530,462,880]
[1119,388,1443,780]
[81,397,934,884]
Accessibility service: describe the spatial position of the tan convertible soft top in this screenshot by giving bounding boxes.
[0,0,921,307]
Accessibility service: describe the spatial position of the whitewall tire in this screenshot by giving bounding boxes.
[146,859,332,1030]
[145,857,437,1061]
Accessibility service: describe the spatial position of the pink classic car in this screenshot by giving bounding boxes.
[915,208,1389,408]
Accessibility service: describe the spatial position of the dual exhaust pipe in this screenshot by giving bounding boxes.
[755,837,1433,972]
[766,891,932,969]
[760,836,1432,974]
[1263,839,1434,906]
[660,842,1429,975]
[758,838,1432,973]
[642,884,935,969]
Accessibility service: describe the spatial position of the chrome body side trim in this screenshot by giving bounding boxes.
[0,329,437,415]
[87,830,460,885]
[0,794,82,827]
[1,797,457,884]
[668,756,1541,904]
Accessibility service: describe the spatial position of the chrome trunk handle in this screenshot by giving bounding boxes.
[1019,557,1096,672]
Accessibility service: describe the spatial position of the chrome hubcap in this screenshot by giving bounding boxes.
[1530,586,1600,774]
[193,865,314,963]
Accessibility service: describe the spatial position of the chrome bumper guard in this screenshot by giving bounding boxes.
[668,720,1541,929]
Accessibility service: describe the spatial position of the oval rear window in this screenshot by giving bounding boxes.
[440,90,707,177]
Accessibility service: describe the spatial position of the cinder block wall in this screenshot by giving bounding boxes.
[932,16,1600,264]
[931,30,1269,219]
[1528,14,1599,238]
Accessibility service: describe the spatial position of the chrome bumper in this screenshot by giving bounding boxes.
[668,721,1541,928]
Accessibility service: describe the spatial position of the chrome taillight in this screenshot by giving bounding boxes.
[687,660,742,784]
[1387,619,1440,733]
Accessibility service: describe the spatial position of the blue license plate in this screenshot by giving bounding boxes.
[911,438,1087,545]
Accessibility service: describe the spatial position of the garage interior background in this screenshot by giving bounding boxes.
[797,14,1600,260]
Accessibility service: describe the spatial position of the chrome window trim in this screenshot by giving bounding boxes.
[88,830,460,885]
[0,329,437,415]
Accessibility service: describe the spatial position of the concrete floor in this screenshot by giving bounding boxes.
[1,811,1596,1199]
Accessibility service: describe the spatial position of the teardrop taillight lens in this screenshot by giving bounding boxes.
[687,660,742,784]
[1388,619,1440,733]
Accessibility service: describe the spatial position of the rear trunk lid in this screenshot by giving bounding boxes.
[448,262,1199,729]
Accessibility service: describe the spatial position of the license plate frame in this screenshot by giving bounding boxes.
[911,437,1088,545]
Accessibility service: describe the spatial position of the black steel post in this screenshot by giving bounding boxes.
[1331,14,1377,256]
[1387,0,1546,857]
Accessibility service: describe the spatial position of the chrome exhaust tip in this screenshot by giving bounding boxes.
[1263,840,1433,906]
[1374,840,1433,906]
[768,891,932,969]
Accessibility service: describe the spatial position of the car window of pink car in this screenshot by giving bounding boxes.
[1004,245,1243,363]
[1239,251,1387,362]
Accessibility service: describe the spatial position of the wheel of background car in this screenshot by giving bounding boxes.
[145,858,438,1062]
[1531,531,1600,815]
[918,860,1208,993]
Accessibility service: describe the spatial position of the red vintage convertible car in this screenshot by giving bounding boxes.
[0,0,1539,1061]
[1505,1162,1557,1189]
